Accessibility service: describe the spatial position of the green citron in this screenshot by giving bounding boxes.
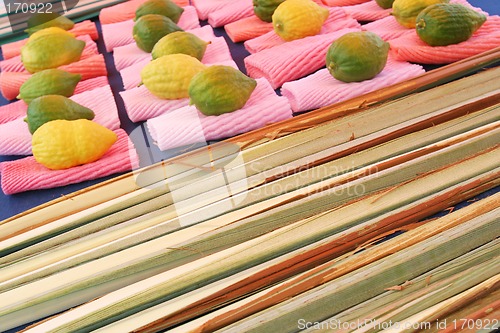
[375,0,395,10]
[24,95,95,134]
[253,0,286,22]
[25,13,74,35]
[21,27,85,73]
[326,31,389,83]
[133,14,183,53]
[17,69,82,103]
[188,65,257,116]
[135,0,184,23]
[392,0,449,28]
[152,31,210,60]
[416,3,486,46]
[141,54,207,99]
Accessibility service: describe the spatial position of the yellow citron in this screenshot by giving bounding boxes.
[140,53,207,99]
[21,27,85,73]
[32,119,117,170]
[272,0,330,41]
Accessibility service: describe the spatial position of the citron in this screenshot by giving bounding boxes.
[375,0,395,9]
[272,0,329,41]
[141,54,207,99]
[392,0,449,28]
[135,0,184,23]
[416,3,486,46]
[326,31,389,82]
[133,14,183,52]
[253,0,286,22]
[17,69,82,103]
[21,27,85,73]
[32,119,117,170]
[25,95,95,134]
[25,13,74,35]
[188,65,257,116]
[151,31,210,60]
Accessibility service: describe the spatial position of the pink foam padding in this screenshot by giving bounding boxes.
[0,76,109,124]
[0,129,140,195]
[1,20,98,60]
[191,0,233,20]
[99,0,149,24]
[119,37,235,90]
[0,71,31,101]
[361,16,414,41]
[0,54,107,101]
[390,15,500,64]
[70,85,121,131]
[99,0,190,24]
[57,54,108,80]
[244,7,361,54]
[120,86,191,123]
[113,25,216,71]
[225,16,273,43]
[207,0,253,27]
[343,1,391,22]
[0,118,32,155]
[101,6,200,52]
[0,35,98,73]
[0,101,28,124]
[0,85,121,155]
[245,28,360,89]
[120,60,239,122]
[146,78,292,151]
[281,57,425,112]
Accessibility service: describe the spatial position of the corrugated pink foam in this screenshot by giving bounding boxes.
[120,60,239,122]
[102,6,200,52]
[245,28,360,89]
[207,0,253,27]
[0,129,140,195]
[390,15,500,64]
[244,7,361,54]
[0,85,121,155]
[281,58,425,112]
[146,78,292,151]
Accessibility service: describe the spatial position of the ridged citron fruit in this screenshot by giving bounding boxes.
[375,0,395,9]
[326,31,389,82]
[141,54,207,99]
[392,0,449,28]
[135,0,184,23]
[416,3,486,46]
[32,119,117,170]
[272,0,329,41]
[21,27,85,73]
[133,14,183,52]
[18,69,82,103]
[151,31,210,60]
[25,95,95,134]
[253,0,286,22]
[188,65,257,116]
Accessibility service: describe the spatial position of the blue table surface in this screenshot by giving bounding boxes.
[0,0,499,221]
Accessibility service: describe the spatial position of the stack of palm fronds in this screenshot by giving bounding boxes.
[0,48,499,333]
